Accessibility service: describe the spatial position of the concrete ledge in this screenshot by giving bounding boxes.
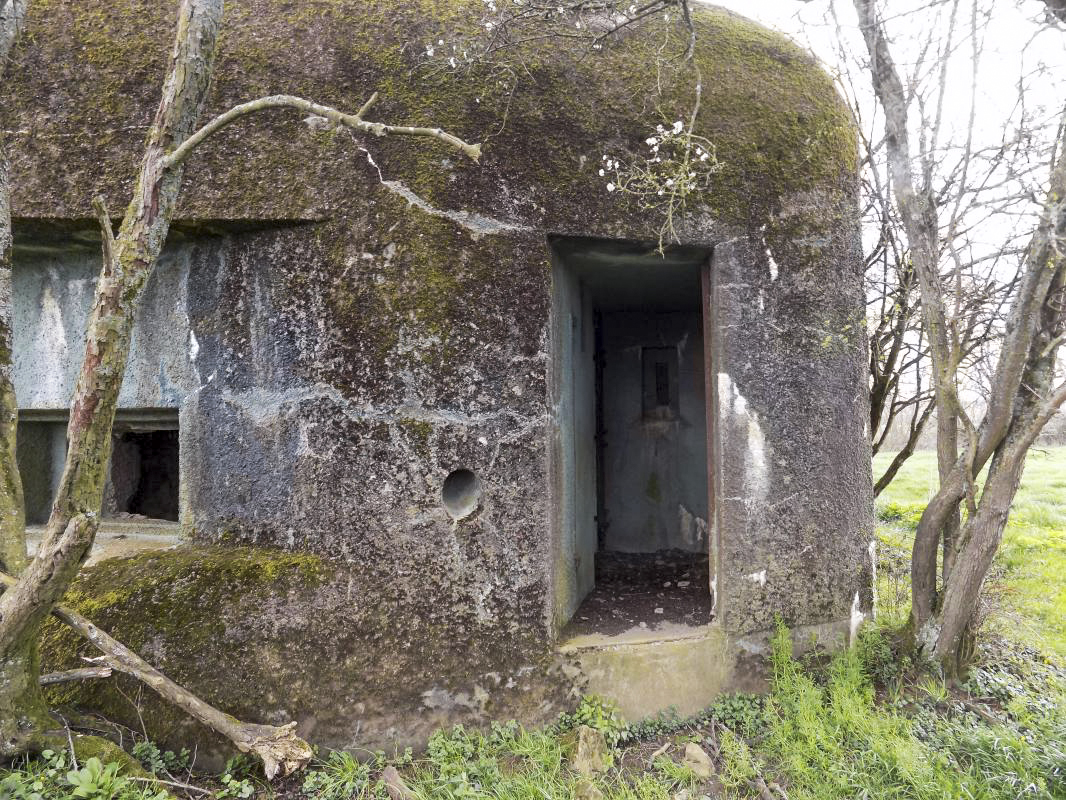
[27,521,181,566]
[559,623,735,721]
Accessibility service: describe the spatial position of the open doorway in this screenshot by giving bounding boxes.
[106,429,180,521]
[16,409,181,526]
[551,237,714,637]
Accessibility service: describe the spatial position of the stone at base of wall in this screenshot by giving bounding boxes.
[41,546,859,764]
[556,616,855,723]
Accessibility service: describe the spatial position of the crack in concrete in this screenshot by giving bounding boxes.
[221,383,543,431]
[361,148,531,238]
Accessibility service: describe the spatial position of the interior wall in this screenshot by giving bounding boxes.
[15,421,66,525]
[550,257,598,628]
[600,311,708,553]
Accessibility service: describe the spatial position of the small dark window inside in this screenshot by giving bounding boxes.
[109,430,180,521]
[655,362,670,406]
[642,346,678,419]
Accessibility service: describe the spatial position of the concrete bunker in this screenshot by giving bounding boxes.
[5,0,875,754]
[551,237,714,638]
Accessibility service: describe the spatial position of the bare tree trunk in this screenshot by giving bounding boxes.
[0,0,224,754]
[855,0,1066,670]
[0,516,93,753]
[854,0,958,632]
[0,0,42,755]
[934,260,1066,671]
[0,0,29,577]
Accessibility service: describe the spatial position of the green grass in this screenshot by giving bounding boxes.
[874,447,1066,658]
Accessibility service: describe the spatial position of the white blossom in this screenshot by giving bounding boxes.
[606,182,616,192]
[598,168,605,176]
[672,120,684,134]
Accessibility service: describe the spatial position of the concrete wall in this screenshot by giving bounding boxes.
[710,196,874,637]
[14,420,65,524]
[550,258,598,629]
[13,246,197,410]
[600,311,708,553]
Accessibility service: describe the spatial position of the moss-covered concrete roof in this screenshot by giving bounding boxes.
[2,0,856,230]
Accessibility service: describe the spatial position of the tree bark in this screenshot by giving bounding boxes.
[0,515,94,753]
[0,0,29,577]
[0,0,224,754]
[854,0,959,631]
[933,256,1066,671]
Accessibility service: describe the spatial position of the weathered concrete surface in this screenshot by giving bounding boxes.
[710,210,874,636]
[558,625,740,722]
[27,521,180,566]
[41,546,569,761]
[550,254,598,628]
[7,0,871,753]
[13,245,197,409]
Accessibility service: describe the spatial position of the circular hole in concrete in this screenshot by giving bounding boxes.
[442,469,482,520]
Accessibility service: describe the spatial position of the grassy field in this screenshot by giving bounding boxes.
[874,446,1066,658]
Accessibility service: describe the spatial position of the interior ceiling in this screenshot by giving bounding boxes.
[551,236,710,311]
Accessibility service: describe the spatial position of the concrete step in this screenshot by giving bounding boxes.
[27,519,181,566]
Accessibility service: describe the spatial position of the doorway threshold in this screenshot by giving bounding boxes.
[563,549,713,640]
[558,619,716,653]
[556,619,732,722]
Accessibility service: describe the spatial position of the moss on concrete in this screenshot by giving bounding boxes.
[40,546,328,722]
[38,544,564,755]
[3,1,855,231]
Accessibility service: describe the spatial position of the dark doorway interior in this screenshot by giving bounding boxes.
[15,419,67,525]
[16,410,181,526]
[552,237,714,635]
[108,430,180,521]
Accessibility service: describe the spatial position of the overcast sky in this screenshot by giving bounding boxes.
[701,1,1065,258]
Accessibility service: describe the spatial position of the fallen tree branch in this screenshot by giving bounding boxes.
[40,666,113,685]
[0,571,312,779]
[130,776,212,796]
